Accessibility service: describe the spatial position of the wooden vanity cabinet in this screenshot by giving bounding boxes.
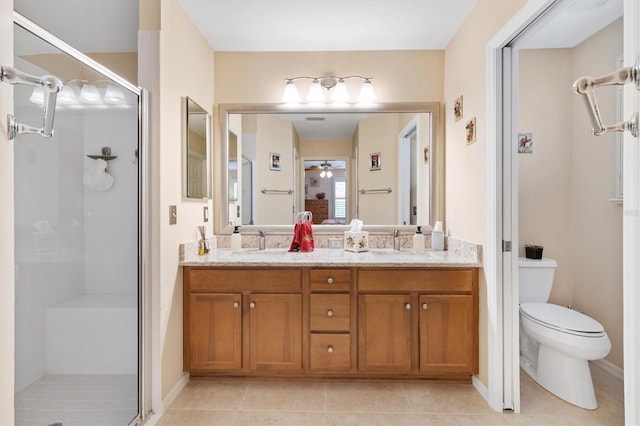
[183,267,302,374]
[308,268,354,372]
[184,265,478,380]
[357,268,478,377]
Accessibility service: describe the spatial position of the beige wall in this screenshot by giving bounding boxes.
[214,50,444,104]
[444,0,528,386]
[158,0,214,400]
[300,138,352,158]
[0,0,14,423]
[518,49,574,305]
[571,19,623,367]
[357,114,399,224]
[255,115,295,224]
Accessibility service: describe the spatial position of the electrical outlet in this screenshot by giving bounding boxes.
[203,206,209,222]
[169,205,177,225]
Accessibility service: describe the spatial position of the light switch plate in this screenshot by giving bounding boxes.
[169,205,177,225]
[203,206,209,222]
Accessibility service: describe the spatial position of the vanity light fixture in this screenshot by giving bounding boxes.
[29,79,129,108]
[282,75,376,104]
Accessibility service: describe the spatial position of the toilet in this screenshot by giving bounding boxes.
[519,257,611,409]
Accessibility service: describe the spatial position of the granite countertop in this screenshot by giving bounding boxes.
[180,248,481,268]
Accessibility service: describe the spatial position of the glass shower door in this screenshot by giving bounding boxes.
[13,19,141,426]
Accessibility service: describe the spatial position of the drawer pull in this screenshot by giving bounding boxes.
[233,301,239,308]
[327,345,334,353]
[327,277,334,284]
[249,302,255,309]
[327,309,333,317]
[422,303,428,310]
[405,303,411,310]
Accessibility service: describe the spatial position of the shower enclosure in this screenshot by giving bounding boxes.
[12,13,146,426]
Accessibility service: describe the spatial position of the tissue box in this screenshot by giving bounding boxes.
[344,231,369,252]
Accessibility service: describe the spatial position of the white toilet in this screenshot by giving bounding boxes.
[519,257,611,409]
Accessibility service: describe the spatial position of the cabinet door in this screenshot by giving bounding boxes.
[189,293,242,371]
[358,294,411,372]
[419,295,475,374]
[249,293,302,371]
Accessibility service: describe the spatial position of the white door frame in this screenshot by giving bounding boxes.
[622,2,640,423]
[485,0,560,413]
[489,0,640,421]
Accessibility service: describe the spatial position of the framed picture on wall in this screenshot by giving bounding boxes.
[370,152,381,171]
[269,152,281,171]
[310,177,319,187]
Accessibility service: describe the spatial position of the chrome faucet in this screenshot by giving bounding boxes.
[258,230,266,250]
[393,230,401,251]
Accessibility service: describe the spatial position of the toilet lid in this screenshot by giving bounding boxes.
[520,303,605,335]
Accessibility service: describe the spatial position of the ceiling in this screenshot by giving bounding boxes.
[13,0,622,54]
[177,0,478,52]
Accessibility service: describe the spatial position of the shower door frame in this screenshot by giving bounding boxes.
[12,11,151,424]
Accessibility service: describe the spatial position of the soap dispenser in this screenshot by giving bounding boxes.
[431,221,444,251]
[230,226,241,250]
[413,226,425,250]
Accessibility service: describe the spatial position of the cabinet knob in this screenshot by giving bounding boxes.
[422,303,428,310]
[249,302,255,309]
[327,345,334,353]
[405,303,411,310]
[327,277,334,284]
[233,301,239,308]
[327,309,333,317]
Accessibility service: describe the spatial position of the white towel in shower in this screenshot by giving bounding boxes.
[84,158,114,191]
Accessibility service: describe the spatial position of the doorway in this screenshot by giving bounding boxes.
[489,0,634,419]
[11,14,145,426]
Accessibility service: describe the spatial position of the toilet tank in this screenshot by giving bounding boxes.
[518,257,557,303]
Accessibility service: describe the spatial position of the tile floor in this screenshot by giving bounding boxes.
[157,363,624,425]
[14,374,138,426]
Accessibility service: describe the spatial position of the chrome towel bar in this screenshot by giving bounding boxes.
[261,188,294,194]
[359,187,392,194]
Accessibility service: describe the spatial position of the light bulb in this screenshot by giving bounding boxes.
[306,80,325,103]
[79,84,102,104]
[58,85,77,105]
[327,170,333,178]
[282,80,300,103]
[358,80,377,103]
[104,84,126,104]
[320,170,326,178]
[331,79,349,103]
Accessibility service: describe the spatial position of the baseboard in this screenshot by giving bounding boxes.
[472,375,493,409]
[142,372,189,425]
[592,358,624,381]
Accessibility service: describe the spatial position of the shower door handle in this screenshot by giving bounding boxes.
[573,57,640,138]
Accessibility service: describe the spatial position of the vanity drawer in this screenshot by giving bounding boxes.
[358,269,474,293]
[310,333,351,371]
[310,294,350,331]
[309,269,351,291]
[187,268,301,292]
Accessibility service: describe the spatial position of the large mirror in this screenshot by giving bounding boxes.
[217,103,443,233]
[183,97,212,199]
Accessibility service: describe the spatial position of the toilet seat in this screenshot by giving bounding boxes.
[520,303,605,337]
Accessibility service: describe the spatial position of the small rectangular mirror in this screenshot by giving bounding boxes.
[184,97,212,199]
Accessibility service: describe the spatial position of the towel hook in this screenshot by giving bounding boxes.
[573,57,640,138]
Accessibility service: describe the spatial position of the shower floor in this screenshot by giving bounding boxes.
[15,374,138,426]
